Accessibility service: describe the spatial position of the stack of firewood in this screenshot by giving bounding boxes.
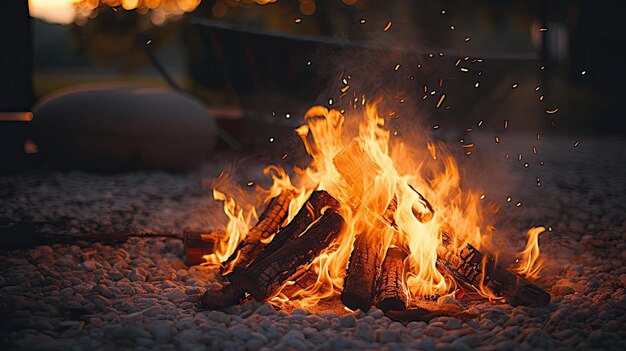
[199,141,550,319]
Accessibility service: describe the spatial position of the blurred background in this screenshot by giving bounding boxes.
[1,0,624,173]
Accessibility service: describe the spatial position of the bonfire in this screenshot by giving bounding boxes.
[196,103,550,321]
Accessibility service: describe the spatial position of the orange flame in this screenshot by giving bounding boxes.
[206,102,544,308]
[512,226,546,280]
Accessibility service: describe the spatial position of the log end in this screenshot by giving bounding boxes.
[504,279,551,307]
[341,291,373,312]
[199,283,244,310]
[376,298,407,314]
[237,273,268,301]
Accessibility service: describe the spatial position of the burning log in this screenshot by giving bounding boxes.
[237,209,345,300]
[375,246,409,313]
[250,190,340,265]
[200,191,341,309]
[222,190,294,275]
[437,231,551,307]
[341,231,385,312]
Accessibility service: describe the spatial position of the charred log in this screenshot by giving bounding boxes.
[198,282,246,310]
[341,231,385,312]
[280,267,319,298]
[375,247,409,313]
[237,210,345,300]
[251,190,340,266]
[222,190,294,275]
[437,231,550,307]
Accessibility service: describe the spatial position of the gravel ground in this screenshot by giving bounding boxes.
[1,135,625,350]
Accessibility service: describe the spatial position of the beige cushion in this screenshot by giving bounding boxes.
[32,84,217,171]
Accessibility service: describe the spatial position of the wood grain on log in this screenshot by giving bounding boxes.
[222,190,294,275]
[437,231,550,307]
[375,246,409,312]
[238,210,345,300]
[341,231,385,312]
[251,190,340,266]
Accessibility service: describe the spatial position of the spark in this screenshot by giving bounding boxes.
[461,143,474,148]
[505,153,510,159]
[328,99,333,105]
[465,151,472,156]
[383,21,392,32]
[474,82,480,88]
[439,78,443,87]
[477,120,483,127]
[342,78,348,85]
[454,59,461,67]
[495,136,500,144]
[450,25,455,30]
[438,52,444,57]
[540,161,545,166]
[247,181,254,186]
[428,53,434,58]
[574,140,580,147]
[540,65,545,71]
[535,85,541,91]
[436,94,446,108]
[359,19,366,24]
[480,194,486,200]
[524,162,529,168]
[441,9,446,15]
[516,202,522,207]
[285,113,291,119]
[417,64,422,69]
[460,67,469,73]
[539,95,544,101]
[504,120,508,129]
[536,177,541,187]
[269,137,275,143]
[545,108,559,114]
[281,153,288,160]
[511,83,518,89]
[581,70,587,75]
[394,64,401,71]
[533,146,537,155]
[539,27,548,32]
[464,37,471,42]
[341,85,350,93]
[433,124,440,129]
[294,18,302,23]
[518,154,523,161]
[307,61,312,66]
[466,128,473,132]
[507,197,512,202]
[537,133,540,140]
[430,90,437,96]
[145,39,152,45]
[424,85,428,93]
